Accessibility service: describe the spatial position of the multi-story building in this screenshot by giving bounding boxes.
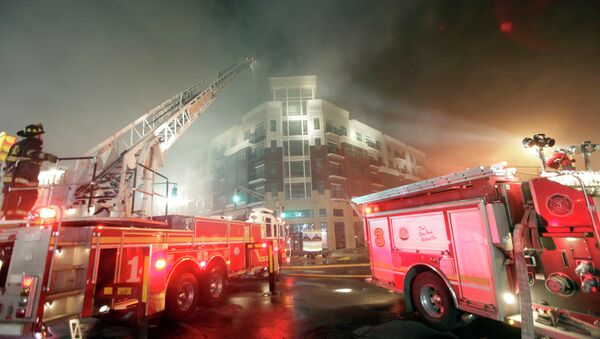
[195,76,425,252]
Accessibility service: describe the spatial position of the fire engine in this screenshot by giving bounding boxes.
[0,58,287,337]
[352,149,600,338]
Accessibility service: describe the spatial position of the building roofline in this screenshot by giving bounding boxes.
[383,134,425,156]
[269,76,317,89]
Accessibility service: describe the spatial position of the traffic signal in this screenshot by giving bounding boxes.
[232,189,240,203]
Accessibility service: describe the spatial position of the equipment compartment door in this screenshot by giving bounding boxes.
[448,207,497,308]
[367,218,393,283]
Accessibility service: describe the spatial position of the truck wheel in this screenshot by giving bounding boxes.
[411,271,462,330]
[201,263,227,306]
[165,272,199,321]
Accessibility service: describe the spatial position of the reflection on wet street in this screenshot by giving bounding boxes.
[84,275,519,339]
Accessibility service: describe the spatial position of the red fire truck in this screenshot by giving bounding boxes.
[0,207,285,336]
[353,163,600,338]
[0,58,287,337]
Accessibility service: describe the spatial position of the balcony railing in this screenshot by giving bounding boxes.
[325,125,347,136]
[331,190,347,199]
[328,167,345,177]
[250,128,266,144]
[327,145,341,155]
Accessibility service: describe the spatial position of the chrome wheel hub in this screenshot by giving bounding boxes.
[177,282,195,310]
[420,284,445,318]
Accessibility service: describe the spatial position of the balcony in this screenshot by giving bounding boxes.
[368,159,382,169]
[248,170,266,185]
[327,145,344,159]
[330,190,347,201]
[328,167,346,180]
[249,129,266,144]
[366,140,381,150]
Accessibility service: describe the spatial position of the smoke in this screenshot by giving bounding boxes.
[1,0,599,189]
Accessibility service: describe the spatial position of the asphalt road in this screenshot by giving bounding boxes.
[72,275,520,339]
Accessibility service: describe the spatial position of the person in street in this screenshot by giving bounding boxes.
[1,124,57,220]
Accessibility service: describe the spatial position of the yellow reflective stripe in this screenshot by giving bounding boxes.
[10,178,36,185]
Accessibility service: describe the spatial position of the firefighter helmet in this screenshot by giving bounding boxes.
[17,123,45,137]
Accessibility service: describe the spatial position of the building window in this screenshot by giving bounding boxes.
[286,182,312,199]
[315,138,321,147]
[270,120,277,132]
[319,208,327,217]
[288,88,300,98]
[272,183,278,197]
[284,161,310,177]
[301,88,312,98]
[287,101,300,116]
[331,184,346,199]
[315,158,322,171]
[345,144,355,157]
[325,120,336,133]
[340,126,347,136]
[356,132,362,141]
[333,209,344,217]
[317,180,324,195]
[271,160,279,175]
[271,140,277,148]
[283,140,308,156]
[274,89,285,100]
[288,121,303,135]
[244,129,251,141]
[313,118,320,130]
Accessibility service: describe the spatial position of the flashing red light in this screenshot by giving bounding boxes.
[364,207,372,214]
[30,206,58,225]
[374,206,379,212]
[97,225,104,230]
[21,276,33,289]
[285,257,291,263]
[154,259,167,270]
[500,21,512,33]
[200,261,207,268]
[274,246,279,252]
[262,243,267,249]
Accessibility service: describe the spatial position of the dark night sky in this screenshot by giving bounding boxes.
[1,0,599,180]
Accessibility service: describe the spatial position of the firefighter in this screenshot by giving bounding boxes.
[546,149,576,171]
[1,124,58,220]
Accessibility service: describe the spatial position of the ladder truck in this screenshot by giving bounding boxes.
[353,162,600,338]
[0,58,287,337]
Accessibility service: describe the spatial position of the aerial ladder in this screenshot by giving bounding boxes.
[56,58,256,218]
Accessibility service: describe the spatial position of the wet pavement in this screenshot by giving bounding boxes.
[71,274,520,339]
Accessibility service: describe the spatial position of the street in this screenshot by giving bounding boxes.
[69,272,520,339]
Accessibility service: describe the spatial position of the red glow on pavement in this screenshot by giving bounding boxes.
[500,21,512,33]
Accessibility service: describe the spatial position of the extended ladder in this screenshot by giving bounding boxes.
[351,164,516,205]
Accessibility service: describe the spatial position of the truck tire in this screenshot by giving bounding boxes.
[411,271,462,330]
[201,263,227,306]
[165,272,199,321]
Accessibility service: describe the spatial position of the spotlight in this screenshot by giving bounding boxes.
[522,137,534,148]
